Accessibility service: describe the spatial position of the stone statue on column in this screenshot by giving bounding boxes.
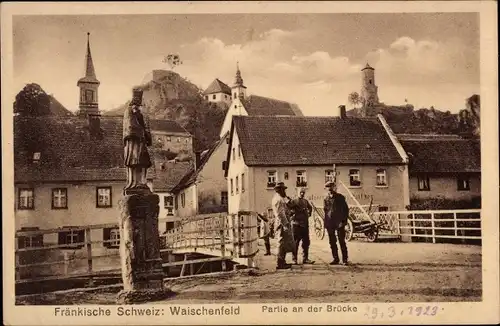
[117,88,171,304]
[123,88,152,194]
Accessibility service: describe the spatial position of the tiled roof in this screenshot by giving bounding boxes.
[152,160,193,192]
[14,116,157,183]
[400,138,481,173]
[172,134,228,192]
[203,79,232,95]
[241,95,302,116]
[149,119,189,134]
[231,116,404,166]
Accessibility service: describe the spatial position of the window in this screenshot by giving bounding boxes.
[185,138,189,143]
[18,188,34,210]
[417,175,430,191]
[85,89,94,102]
[349,169,361,187]
[174,195,178,210]
[180,193,186,207]
[205,96,208,100]
[96,187,112,208]
[232,148,236,161]
[296,170,307,187]
[267,171,277,188]
[33,152,41,163]
[17,227,43,249]
[325,170,334,184]
[213,94,216,100]
[177,137,181,143]
[235,176,239,194]
[164,195,174,208]
[376,169,387,187]
[241,173,245,192]
[233,92,237,99]
[378,206,389,212]
[52,188,68,209]
[58,228,84,249]
[457,177,471,191]
[166,222,175,231]
[164,195,174,215]
[238,144,241,158]
[166,136,171,142]
[103,227,120,248]
[221,191,228,206]
[230,178,234,195]
[284,172,289,180]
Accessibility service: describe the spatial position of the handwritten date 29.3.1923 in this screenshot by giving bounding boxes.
[364,305,441,319]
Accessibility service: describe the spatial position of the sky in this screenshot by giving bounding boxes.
[13,13,479,116]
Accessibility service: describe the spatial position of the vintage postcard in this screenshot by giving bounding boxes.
[2,1,498,325]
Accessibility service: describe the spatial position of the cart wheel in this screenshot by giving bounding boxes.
[314,218,325,240]
[345,220,354,242]
[365,230,379,242]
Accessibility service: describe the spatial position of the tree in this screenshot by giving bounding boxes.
[348,92,364,109]
[14,83,51,116]
[162,54,183,70]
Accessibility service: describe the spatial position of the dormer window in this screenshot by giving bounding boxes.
[33,152,41,163]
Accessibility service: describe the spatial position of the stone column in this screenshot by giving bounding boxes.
[117,190,172,304]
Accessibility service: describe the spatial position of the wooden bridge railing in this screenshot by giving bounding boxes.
[14,211,259,285]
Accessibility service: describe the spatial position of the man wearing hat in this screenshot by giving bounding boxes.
[271,182,295,269]
[323,181,350,265]
[290,188,315,265]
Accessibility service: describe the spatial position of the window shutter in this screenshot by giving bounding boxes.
[103,228,111,248]
[58,232,66,245]
[78,230,85,246]
[222,161,226,170]
[17,236,25,249]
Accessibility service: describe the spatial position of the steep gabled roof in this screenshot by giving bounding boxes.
[203,79,232,95]
[14,116,157,183]
[240,95,302,116]
[172,133,228,192]
[149,119,190,134]
[230,115,403,167]
[400,137,480,173]
[152,160,193,192]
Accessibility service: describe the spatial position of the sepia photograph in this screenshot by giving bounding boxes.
[2,1,498,325]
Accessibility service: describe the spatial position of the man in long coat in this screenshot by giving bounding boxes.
[272,182,294,269]
[290,188,315,265]
[323,181,350,265]
[123,88,152,192]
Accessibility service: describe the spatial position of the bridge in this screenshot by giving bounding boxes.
[15,208,481,295]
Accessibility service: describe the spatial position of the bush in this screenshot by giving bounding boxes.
[408,196,481,210]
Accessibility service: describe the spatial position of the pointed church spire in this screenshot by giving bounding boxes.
[78,32,99,84]
[234,61,244,87]
[77,32,100,116]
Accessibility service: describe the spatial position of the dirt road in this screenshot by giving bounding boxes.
[16,239,481,304]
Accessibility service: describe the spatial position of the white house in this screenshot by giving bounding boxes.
[224,112,411,215]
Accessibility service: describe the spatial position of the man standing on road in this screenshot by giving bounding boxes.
[323,181,350,265]
[290,188,315,265]
[272,182,295,270]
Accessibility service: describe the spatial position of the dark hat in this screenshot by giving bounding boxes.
[325,181,336,188]
[274,182,287,190]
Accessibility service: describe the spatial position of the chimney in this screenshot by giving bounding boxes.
[338,105,347,119]
[88,113,102,139]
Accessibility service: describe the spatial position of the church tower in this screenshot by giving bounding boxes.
[231,62,247,100]
[360,63,379,114]
[77,33,100,116]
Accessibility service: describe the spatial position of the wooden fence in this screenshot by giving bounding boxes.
[15,211,259,286]
[311,207,481,243]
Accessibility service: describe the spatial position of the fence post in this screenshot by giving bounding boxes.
[220,214,227,271]
[430,213,436,244]
[85,228,94,287]
[453,212,458,238]
[203,218,206,249]
[63,251,70,276]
